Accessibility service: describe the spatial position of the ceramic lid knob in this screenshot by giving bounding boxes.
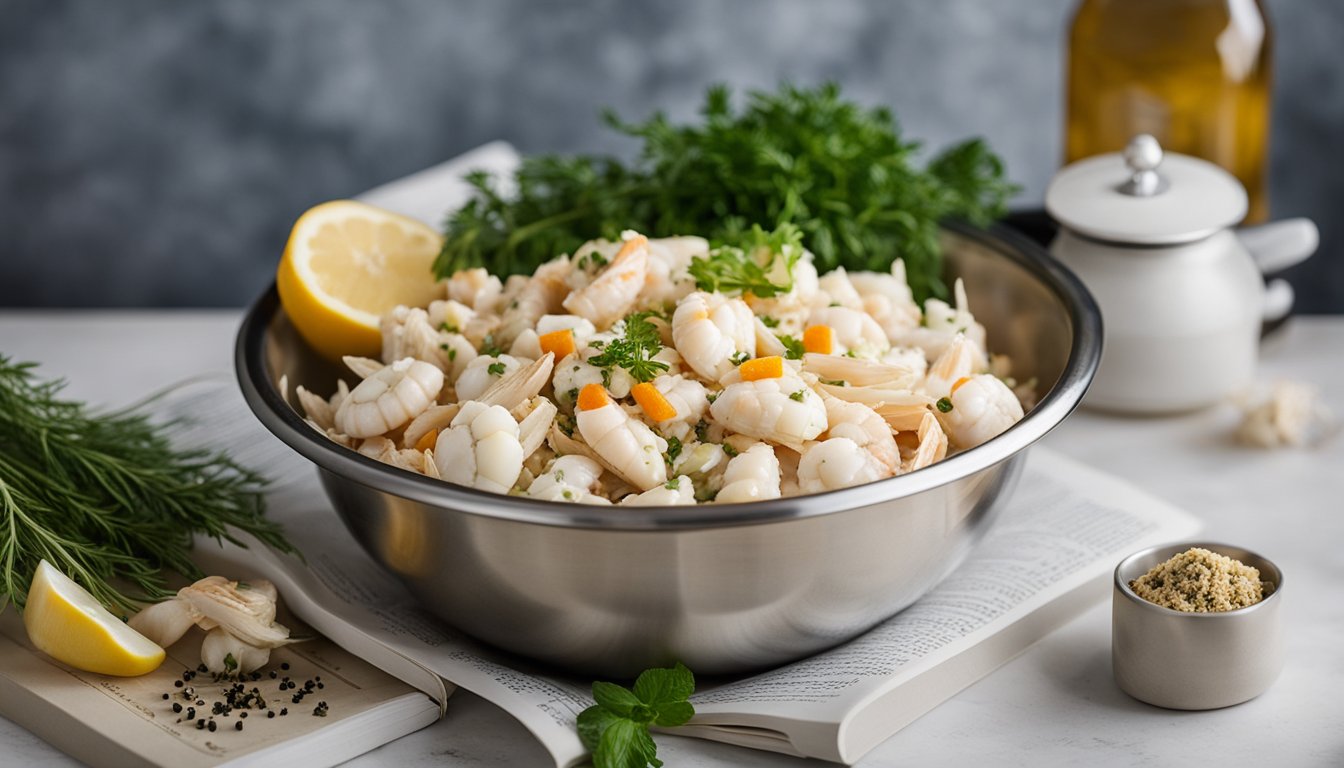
[1119,134,1168,197]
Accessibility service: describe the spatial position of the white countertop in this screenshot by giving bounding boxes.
[2,311,1341,767]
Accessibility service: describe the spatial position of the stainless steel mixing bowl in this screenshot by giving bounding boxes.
[236,223,1101,677]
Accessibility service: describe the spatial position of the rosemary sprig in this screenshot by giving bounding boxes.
[0,357,293,613]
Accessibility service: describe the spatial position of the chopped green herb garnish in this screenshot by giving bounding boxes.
[694,420,709,442]
[586,311,669,383]
[665,435,683,464]
[721,443,739,457]
[448,347,457,361]
[440,321,459,334]
[487,362,506,376]
[730,351,750,366]
[664,477,681,491]
[565,387,580,404]
[761,315,779,328]
[821,378,847,387]
[788,389,806,402]
[480,334,504,357]
[223,653,238,674]
[577,663,695,768]
[936,397,954,413]
[777,334,805,360]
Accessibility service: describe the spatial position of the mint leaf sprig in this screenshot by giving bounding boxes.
[577,662,695,768]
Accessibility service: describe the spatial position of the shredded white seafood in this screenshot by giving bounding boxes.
[294,231,1029,505]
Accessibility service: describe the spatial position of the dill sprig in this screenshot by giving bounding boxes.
[0,358,293,613]
[435,82,1016,302]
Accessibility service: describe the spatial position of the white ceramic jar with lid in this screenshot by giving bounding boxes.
[1046,135,1317,414]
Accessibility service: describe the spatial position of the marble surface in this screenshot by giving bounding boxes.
[0,312,1341,767]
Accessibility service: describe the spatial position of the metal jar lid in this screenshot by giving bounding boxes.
[1045,134,1249,246]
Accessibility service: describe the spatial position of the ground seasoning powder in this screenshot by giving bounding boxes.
[1130,547,1266,612]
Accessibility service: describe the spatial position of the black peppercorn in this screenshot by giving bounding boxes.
[235,721,244,731]
[174,680,183,688]
[207,721,217,732]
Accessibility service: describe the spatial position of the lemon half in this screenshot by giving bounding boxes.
[277,200,444,361]
[23,560,165,677]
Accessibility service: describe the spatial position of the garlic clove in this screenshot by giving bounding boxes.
[127,598,198,648]
[200,627,272,675]
[177,575,292,648]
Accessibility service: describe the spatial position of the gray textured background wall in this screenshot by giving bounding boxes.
[2,0,1340,310]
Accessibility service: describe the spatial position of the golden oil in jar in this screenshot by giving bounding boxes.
[1066,0,1272,222]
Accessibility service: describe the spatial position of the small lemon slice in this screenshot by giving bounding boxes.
[277,200,444,361]
[23,560,165,677]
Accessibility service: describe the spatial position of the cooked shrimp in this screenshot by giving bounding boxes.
[822,396,900,475]
[381,306,455,373]
[536,314,598,347]
[816,267,864,310]
[940,374,1024,449]
[896,278,988,365]
[455,354,524,402]
[848,260,921,340]
[710,368,827,448]
[526,454,610,504]
[638,236,706,307]
[805,306,889,358]
[671,291,755,382]
[497,258,571,346]
[563,234,649,328]
[334,357,444,438]
[620,475,696,506]
[797,437,889,494]
[446,267,503,311]
[922,333,985,400]
[715,443,781,503]
[574,384,668,490]
[647,374,710,427]
[434,401,526,493]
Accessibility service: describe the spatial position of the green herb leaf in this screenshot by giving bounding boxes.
[788,389,806,402]
[936,397,954,413]
[487,362,506,376]
[579,663,696,768]
[664,436,682,464]
[587,312,669,383]
[777,335,805,360]
[434,83,1015,303]
[632,662,695,709]
[688,223,801,298]
[0,358,294,612]
[592,681,642,717]
[223,653,238,674]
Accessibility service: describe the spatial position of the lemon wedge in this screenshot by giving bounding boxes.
[277,200,444,361]
[23,560,165,676]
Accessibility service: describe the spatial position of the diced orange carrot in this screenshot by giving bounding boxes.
[951,376,972,395]
[739,355,784,381]
[414,429,439,452]
[803,325,834,355]
[577,383,610,411]
[538,329,576,360]
[631,382,678,422]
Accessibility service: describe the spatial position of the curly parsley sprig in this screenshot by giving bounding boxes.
[577,663,696,768]
[435,82,1015,302]
[587,312,669,383]
[687,222,803,298]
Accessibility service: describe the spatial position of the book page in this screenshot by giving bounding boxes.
[0,608,439,768]
[683,449,1201,762]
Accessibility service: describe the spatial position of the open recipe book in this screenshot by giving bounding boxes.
[122,377,1199,767]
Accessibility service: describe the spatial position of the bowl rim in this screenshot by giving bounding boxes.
[235,221,1102,530]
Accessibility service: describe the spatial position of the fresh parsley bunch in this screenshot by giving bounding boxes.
[436,83,1015,302]
[578,662,696,768]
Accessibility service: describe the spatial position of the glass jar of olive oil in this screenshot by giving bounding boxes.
[1066,0,1272,222]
